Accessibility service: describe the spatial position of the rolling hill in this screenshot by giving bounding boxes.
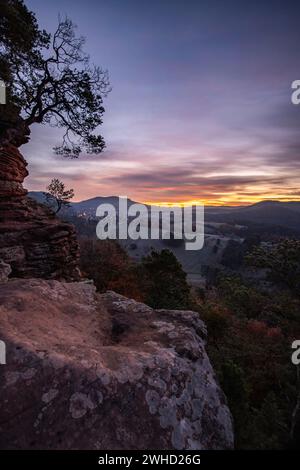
[28,192,300,232]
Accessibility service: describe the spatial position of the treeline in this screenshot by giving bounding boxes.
[79,239,191,309]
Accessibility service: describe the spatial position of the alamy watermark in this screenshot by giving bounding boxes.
[95,196,204,250]
[291,80,300,105]
[0,340,6,364]
[0,80,6,104]
[292,340,300,366]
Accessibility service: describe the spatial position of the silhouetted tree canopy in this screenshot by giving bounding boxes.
[142,249,191,309]
[0,0,110,156]
[44,178,74,214]
[246,239,300,294]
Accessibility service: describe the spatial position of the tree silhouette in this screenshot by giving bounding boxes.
[142,249,191,309]
[0,0,110,156]
[44,178,74,214]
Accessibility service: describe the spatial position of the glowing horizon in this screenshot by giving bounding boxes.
[141,196,300,208]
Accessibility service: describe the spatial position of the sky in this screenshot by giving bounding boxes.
[24,0,300,205]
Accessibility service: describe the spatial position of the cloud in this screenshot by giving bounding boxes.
[23,0,300,204]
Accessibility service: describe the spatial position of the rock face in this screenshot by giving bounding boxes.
[0,278,234,450]
[0,144,80,280]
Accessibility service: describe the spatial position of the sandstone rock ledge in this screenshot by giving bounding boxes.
[0,144,80,280]
[0,278,234,450]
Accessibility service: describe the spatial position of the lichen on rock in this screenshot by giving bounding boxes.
[0,279,234,450]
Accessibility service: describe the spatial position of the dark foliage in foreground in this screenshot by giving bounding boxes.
[142,249,191,310]
[80,241,191,309]
[195,240,300,449]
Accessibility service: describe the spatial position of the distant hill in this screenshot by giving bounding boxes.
[72,196,137,217]
[28,192,138,217]
[205,200,300,231]
[28,191,48,205]
[28,192,300,231]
